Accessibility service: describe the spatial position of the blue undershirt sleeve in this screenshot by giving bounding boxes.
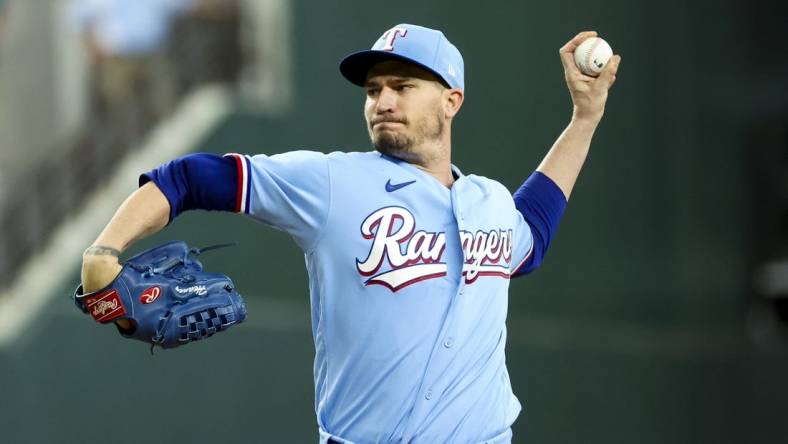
[511,171,568,276]
[139,153,237,223]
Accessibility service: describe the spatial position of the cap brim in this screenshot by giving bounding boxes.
[339,50,447,87]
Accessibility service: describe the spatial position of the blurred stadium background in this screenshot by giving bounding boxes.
[0,0,787,443]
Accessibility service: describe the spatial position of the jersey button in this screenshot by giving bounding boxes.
[443,338,454,348]
[425,390,433,400]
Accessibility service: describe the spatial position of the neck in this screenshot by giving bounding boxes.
[409,131,455,188]
[413,159,454,187]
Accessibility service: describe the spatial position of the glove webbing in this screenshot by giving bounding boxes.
[131,242,236,278]
[132,242,236,354]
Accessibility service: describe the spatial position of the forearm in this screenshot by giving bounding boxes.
[536,116,599,200]
[92,182,170,251]
[81,182,170,292]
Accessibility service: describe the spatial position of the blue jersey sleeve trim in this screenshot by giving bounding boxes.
[138,153,238,222]
[511,171,568,276]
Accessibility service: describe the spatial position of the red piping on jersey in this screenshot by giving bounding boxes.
[228,154,244,213]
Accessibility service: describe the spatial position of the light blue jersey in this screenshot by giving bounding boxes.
[226,150,533,443]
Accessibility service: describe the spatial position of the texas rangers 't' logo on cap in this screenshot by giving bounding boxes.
[381,27,408,51]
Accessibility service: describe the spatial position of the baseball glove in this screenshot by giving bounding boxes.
[73,240,247,352]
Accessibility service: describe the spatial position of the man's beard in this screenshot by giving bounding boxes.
[369,114,444,162]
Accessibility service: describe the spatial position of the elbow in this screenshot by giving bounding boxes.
[513,240,546,276]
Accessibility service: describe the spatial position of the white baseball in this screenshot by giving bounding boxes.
[574,37,613,76]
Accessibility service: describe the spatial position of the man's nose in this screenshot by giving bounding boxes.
[375,87,397,113]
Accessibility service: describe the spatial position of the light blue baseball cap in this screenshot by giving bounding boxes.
[340,23,465,90]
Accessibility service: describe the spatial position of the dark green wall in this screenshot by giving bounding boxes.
[2,1,787,443]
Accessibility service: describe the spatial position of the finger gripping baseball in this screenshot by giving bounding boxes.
[73,240,247,350]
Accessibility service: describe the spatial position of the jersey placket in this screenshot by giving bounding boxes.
[399,176,470,441]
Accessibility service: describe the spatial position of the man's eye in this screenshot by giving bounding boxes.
[366,88,380,96]
[396,84,413,91]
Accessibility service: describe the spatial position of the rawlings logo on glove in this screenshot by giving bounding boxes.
[140,286,161,304]
[73,241,247,352]
[86,290,126,322]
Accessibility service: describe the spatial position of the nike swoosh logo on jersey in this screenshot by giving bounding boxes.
[385,179,416,192]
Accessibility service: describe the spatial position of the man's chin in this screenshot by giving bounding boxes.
[374,133,408,151]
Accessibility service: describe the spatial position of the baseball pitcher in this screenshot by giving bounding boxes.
[78,24,620,443]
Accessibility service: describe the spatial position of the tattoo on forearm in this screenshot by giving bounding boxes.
[84,245,121,257]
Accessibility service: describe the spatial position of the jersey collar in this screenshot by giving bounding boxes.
[377,151,464,180]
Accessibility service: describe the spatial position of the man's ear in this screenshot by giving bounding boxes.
[444,88,464,118]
